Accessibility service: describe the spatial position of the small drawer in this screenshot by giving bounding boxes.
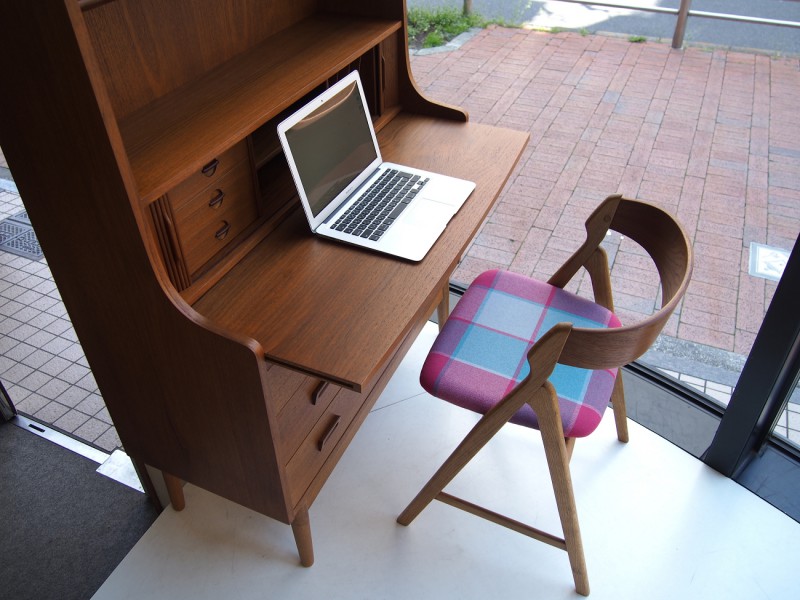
[169,142,249,209]
[285,387,363,507]
[278,378,339,458]
[172,165,257,275]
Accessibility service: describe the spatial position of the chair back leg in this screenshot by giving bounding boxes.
[610,373,629,443]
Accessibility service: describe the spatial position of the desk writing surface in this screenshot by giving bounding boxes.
[193,114,528,390]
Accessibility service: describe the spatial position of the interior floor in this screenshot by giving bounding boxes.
[92,322,800,600]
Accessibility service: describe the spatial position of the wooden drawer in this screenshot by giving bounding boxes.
[169,142,249,209]
[278,378,339,458]
[285,386,363,507]
[172,164,257,275]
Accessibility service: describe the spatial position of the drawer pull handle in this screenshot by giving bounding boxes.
[318,416,341,451]
[312,381,329,406]
[208,189,225,208]
[201,158,219,177]
[215,221,231,240]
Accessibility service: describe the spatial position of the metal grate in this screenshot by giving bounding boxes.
[0,211,44,260]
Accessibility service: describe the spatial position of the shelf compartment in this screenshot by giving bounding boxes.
[119,15,402,204]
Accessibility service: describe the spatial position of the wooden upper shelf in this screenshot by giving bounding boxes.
[118,15,401,204]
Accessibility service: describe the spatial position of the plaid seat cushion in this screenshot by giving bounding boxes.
[421,270,622,438]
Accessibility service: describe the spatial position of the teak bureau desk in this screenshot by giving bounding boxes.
[0,0,528,565]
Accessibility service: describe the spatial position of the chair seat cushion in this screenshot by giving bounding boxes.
[421,270,622,438]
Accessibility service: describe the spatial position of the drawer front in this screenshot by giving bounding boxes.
[169,142,249,209]
[285,386,363,507]
[278,377,339,458]
[172,165,257,275]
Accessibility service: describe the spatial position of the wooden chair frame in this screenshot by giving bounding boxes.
[397,195,693,596]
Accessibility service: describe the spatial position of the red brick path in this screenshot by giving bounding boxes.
[410,27,800,357]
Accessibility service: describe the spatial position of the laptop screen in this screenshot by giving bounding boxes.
[282,79,379,218]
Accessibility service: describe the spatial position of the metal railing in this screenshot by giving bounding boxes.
[551,0,800,48]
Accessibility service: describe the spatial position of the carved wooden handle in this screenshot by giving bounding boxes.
[312,381,329,406]
[317,416,341,451]
[208,189,225,208]
[214,221,231,240]
[201,158,220,177]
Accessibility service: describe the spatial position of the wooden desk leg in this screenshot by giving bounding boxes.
[436,283,450,331]
[291,507,314,567]
[163,472,185,511]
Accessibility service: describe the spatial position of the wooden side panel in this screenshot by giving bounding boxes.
[322,0,468,122]
[0,0,291,522]
[84,0,319,118]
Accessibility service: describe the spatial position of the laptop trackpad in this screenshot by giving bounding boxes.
[403,198,455,231]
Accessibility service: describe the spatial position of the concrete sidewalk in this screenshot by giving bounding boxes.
[1,27,799,449]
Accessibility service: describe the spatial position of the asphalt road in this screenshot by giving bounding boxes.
[408,0,800,54]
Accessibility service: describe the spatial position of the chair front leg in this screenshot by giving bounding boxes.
[397,386,533,526]
[564,436,576,462]
[531,385,590,596]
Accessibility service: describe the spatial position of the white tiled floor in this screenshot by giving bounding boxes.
[0,187,119,451]
[92,323,800,600]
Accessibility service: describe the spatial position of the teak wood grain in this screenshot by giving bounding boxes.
[118,16,402,203]
[193,115,528,390]
[0,0,528,567]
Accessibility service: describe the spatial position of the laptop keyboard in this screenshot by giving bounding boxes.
[332,169,429,241]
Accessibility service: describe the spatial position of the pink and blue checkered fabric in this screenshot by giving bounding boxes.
[421,270,622,438]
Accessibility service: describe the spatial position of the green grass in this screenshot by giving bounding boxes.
[407,7,488,49]
[628,35,648,43]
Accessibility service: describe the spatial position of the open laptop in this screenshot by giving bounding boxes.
[277,70,475,262]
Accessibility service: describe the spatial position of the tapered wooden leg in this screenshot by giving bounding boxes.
[535,397,590,596]
[564,437,576,463]
[398,388,529,526]
[163,472,185,511]
[610,372,629,443]
[436,283,450,332]
[291,507,314,567]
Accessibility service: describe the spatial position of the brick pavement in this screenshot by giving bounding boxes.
[411,27,800,358]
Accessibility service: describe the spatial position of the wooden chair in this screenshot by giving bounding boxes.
[396,194,693,596]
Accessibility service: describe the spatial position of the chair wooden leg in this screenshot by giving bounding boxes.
[397,390,528,526]
[436,283,450,332]
[610,372,629,443]
[534,397,590,596]
[564,437,576,463]
[291,507,314,567]
[163,472,185,511]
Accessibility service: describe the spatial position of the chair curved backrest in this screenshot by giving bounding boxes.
[546,194,693,372]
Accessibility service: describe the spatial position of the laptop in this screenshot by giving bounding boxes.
[277,70,475,262]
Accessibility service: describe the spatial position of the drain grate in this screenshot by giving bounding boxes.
[0,211,44,260]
